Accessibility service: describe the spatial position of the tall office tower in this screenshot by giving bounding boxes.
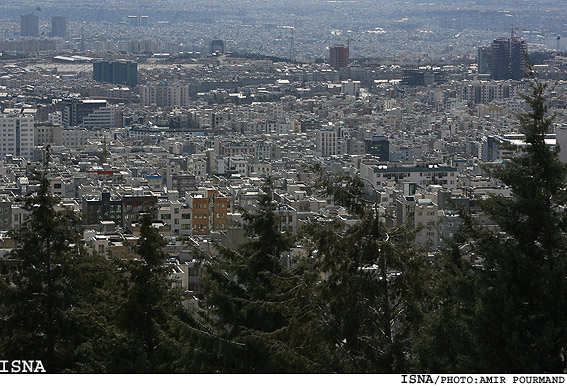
[477,46,492,74]
[93,60,138,87]
[209,39,225,54]
[51,16,67,37]
[127,16,139,26]
[20,14,39,37]
[329,44,349,70]
[510,37,528,80]
[491,36,527,80]
[0,111,35,160]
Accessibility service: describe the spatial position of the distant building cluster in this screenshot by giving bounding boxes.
[19,14,67,38]
[1,26,567,297]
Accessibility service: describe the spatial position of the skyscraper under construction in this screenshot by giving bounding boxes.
[491,36,527,80]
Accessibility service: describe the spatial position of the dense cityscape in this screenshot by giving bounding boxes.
[1,0,567,377]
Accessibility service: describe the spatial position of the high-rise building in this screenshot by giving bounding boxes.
[140,82,191,107]
[510,37,527,80]
[20,14,38,37]
[209,39,225,55]
[51,16,67,37]
[61,99,114,129]
[127,16,149,26]
[477,46,492,74]
[490,36,527,80]
[0,111,35,160]
[93,60,138,87]
[329,44,349,70]
[316,128,338,156]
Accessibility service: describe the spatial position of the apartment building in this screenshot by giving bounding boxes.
[188,189,228,236]
[0,111,35,160]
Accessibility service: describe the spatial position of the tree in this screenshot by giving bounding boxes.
[287,167,430,373]
[197,179,297,372]
[416,68,567,373]
[0,157,121,372]
[410,214,480,373]
[116,210,197,373]
[471,69,567,372]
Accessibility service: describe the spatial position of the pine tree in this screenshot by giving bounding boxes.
[290,167,430,373]
[116,210,194,373]
[197,178,296,372]
[470,68,567,372]
[417,67,567,373]
[410,214,479,373]
[0,155,121,372]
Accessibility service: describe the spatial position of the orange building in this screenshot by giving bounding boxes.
[189,189,228,235]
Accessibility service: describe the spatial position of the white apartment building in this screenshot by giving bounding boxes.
[35,126,96,148]
[48,111,62,126]
[341,79,361,96]
[140,83,191,107]
[0,112,35,160]
[82,105,115,129]
[360,162,458,191]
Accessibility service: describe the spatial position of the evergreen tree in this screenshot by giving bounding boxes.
[116,210,196,373]
[0,155,121,372]
[288,167,430,373]
[197,178,296,372]
[471,69,567,372]
[410,214,479,373]
[416,68,567,373]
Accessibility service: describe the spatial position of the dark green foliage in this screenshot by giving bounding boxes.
[292,169,430,373]
[116,211,199,373]
[311,163,368,217]
[0,167,121,372]
[472,71,567,373]
[198,178,296,372]
[411,216,480,373]
[416,68,567,373]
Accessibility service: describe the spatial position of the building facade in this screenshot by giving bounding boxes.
[93,61,138,87]
[188,189,228,236]
[51,16,67,37]
[491,36,527,80]
[0,112,35,160]
[20,14,38,37]
[329,45,349,70]
[61,99,114,129]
